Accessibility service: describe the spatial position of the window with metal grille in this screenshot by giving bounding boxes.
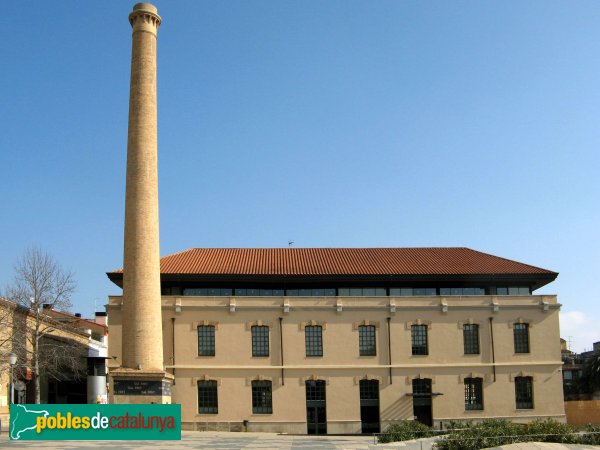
[412,378,432,395]
[305,380,326,401]
[305,325,323,357]
[515,376,533,409]
[251,380,272,414]
[359,379,379,400]
[197,380,218,414]
[464,377,483,410]
[463,324,480,355]
[359,325,376,356]
[197,325,215,356]
[513,323,530,353]
[251,326,269,357]
[411,324,428,355]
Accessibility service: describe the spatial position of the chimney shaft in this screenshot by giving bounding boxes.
[121,3,163,371]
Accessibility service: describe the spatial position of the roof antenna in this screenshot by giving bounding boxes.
[288,240,294,248]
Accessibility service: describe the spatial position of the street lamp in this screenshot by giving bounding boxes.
[8,352,17,407]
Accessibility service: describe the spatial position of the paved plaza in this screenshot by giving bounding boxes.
[0,431,380,450]
[1,431,599,450]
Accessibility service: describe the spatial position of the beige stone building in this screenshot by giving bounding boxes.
[106,247,564,433]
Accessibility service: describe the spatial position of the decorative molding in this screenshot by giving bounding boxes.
[389,299,396,314]
[192,320,219,331]
[405,319,432,330]
[245,375,273,386]
[406,374,436,384]
[508,318,533,329]
[192,375,221,387]
[458,372,486,383]
[509,371,536,382]
[457,319,483,329]
[300,374,330,385]
[245,320,274,331]
[352,320,381,331]
[299,320,327,331]
[353,374,383,385]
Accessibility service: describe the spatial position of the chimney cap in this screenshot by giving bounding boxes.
[95,312,108,317]
[75,313,82,318]
[133,3,158,14]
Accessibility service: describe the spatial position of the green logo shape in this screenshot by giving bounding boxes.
[10,404,181,440]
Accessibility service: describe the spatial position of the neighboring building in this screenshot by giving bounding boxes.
[106,247,564,433]
[561,339,600,401]
[0,298,94,409]
[560,338,584,400]
[42,306,109,404]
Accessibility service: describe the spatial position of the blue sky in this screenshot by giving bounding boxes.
[1,1,598,352]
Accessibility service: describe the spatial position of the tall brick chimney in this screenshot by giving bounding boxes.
[110,3,173,404]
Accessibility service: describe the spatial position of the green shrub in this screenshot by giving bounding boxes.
[526,418,578,443]
[433,419,583,450]
[434,419,525,450]
[378,420,435,443]
[580,423,600,445]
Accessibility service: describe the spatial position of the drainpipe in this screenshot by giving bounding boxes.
[489,317,496,382]
[171,317,176,385]
[387,317,392,384]
[279,317,284,385]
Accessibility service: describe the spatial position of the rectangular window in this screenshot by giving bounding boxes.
[411,324,428,355]
[514,323,530,353]
[515,376,534,409]
[464,377,483,410]
[251,380,272,414]
[359,325,376,356]
[197,325,215,356]
[251,325,269,357]
[197,380,218,414]
[305,325,323,357]
[463,324,480,355]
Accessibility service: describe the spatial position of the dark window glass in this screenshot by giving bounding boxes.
[197,325,215,356]
[359,325,376,356]
[412,378,432,395]
[305,325,323,357]
[389,288,413,296]
[464,377,483,410]
[463,324,480,355]
[259,289,273,296]
[273,289,285,296]
[515,376,533,409]
[198,380,218,414]
[497,287,508,295]
[251,380,272,414]
[413,288,436,296]
[338,288,350,296]
[359,379,379,400]
[235,289,247,296]
[184,288,207,296]
[252,326,269,357]
[299,289,312,296]
[324,289,336,296]
[411,325,428,355]
[514,323,530,353]
[306,380,326,401]
[287,289,299,296]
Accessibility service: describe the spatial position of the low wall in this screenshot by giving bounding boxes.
[564,400,600,426]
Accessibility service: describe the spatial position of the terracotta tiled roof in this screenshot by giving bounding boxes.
[113,248,556,276]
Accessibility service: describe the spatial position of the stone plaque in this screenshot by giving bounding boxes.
[113,380,171,396]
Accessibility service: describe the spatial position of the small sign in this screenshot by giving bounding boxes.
[113,380,171,396]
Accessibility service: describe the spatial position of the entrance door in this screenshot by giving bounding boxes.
[306,380,327,434]
[359,380,380,433]
[412,378,433,427]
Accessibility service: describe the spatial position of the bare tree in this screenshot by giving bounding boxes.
[3,247,85,404]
